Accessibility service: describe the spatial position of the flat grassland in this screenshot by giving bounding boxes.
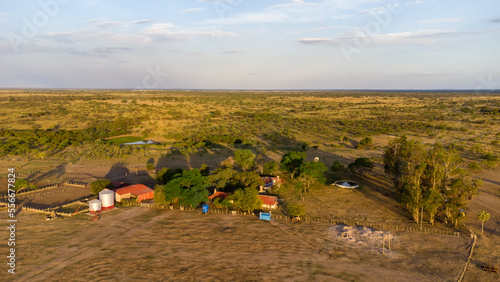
[0,207,477,281]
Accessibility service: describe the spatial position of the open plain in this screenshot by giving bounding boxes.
[0,90,499,281]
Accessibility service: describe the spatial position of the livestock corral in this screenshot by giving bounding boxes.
[0,182,92,215]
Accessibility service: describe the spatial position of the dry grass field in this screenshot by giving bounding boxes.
[0,207,488,282]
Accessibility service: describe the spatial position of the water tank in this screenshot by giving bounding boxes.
[89,199,102,213]
[99,189,115,210]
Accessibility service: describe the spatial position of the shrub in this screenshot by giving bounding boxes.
[331,161,346,173]
[356,137,373,149]
[348,158,374,174]
[468,161,482,172]
[287,204,306,218]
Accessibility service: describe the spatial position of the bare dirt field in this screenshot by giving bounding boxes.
[1,207,489,282]
[15,185,92,210]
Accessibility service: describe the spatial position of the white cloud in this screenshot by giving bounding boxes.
[179,8,204,14]
[142,23,236,39]
[298,38,335,44]
[205,11,291,25]
[404,0,424,6]
[268,0,320,9]
[332,15,353,20]
[298,29,486,47]
[417,18,462,24]
[42,29,153,46]
[88,19,155,29]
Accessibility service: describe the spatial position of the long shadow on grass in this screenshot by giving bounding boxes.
[28,164,66,183]
[105,161,156,187]
[349,172,413,222]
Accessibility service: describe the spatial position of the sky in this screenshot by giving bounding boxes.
[0,0,499,90]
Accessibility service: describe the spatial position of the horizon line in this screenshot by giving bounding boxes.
[1,87,499,93]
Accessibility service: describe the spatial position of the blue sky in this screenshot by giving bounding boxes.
[0,0,499,89]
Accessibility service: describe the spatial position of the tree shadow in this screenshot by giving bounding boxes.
[482,178,500,187]
[482,226,500,237]
[27,164,66,183]
[147,157,155,167]
[348,172,413,221]
[105,162,130,180]
[105,162,156,188]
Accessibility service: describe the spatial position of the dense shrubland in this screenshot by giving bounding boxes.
[0,91,498,169]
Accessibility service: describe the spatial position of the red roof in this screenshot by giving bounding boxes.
[208,191,229,200]
[115,184,153,196]
[259,195,278,206]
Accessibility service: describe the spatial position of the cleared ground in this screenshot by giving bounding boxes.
[14,185,92,210]
[0,207,483,282]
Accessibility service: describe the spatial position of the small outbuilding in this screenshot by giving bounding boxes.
[259,195,278,210]
[115,184,154,203]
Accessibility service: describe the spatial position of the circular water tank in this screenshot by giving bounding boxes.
[89,199,102,213]
[99,189,115,210]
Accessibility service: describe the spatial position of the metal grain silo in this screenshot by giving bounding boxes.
[89,199,102,213]
[99,188,115,210]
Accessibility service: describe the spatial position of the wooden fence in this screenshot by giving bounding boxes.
[132,203,469,237]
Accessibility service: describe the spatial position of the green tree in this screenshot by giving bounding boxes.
[348,158,375,174]
[38,152,47,160]
[280,151,306,179]
[230,187,262,214]
[154,185,167,205]
[199,164,210,176]
[213,197,232,210]
[383,135,427,195]
[231,171,264,191]
[146,163,155,171]
[14,179,30,191]
[263,161,280,176]
[298,161,327,189]
[356,137,373,149]
[163,169,209,208]
[423,188,444,225]
[156,167,183,185]
[209,167,237,191]
[287,203,306,218]
[383,136,428,223]
[234,149,256,171]
[477,211,490,234]
[90,179,113,195]
[331,161,346,173]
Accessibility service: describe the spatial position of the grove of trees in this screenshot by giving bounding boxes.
[383,136,480,226]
